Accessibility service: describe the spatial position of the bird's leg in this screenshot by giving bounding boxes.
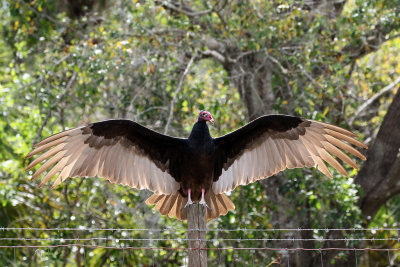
[182,188,194,210]
[198,188,211,210]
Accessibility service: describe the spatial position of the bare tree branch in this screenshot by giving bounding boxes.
[349,76,400,125]
[32,62,82,144]
[300,66,322,89]
[266,54,288,74]
[156,0,227,17]
[341,14,400,62]
[201,49,226,63]
[156,0,213,17]
[164,54,196,134]
[32,110,52,145]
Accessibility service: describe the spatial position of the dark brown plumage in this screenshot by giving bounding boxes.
[26,111,367,220]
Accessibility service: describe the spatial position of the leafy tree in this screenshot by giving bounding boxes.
[1,0,400,265]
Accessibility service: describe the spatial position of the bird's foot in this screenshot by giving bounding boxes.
[182,199,194,210]
[199,199,212,210]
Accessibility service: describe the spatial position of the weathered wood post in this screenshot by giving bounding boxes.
[187,204,207,267]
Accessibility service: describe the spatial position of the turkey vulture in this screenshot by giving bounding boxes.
[26,111,367,220]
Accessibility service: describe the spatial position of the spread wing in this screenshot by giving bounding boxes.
[25,120,187,195]
[212,115,367,194]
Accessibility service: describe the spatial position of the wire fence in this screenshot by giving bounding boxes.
[1,237,400,242]
[1,227,399,249]
[1,227,399,266]
[1,244,400,252]
[2,227,400,232]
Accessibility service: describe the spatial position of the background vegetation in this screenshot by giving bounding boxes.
[1,0,400,266]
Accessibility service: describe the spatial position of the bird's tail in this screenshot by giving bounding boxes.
[145,191,235,221]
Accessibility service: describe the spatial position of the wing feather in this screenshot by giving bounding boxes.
[271,138,285,171]
[290,139,306,166]
[126,152,136,187]
[31,150,67,180]
[324,129,367,148]
[39,156,69,188]
[282,139,297,169]
[73,147,94,176]
[51,176,63,189]
[318,148,347,176]
[213,118,367,194]
[26,143,65,171]
[26,136,68,158]
[160,193,178,215]
[128,152,138,188]
[230,161,237,189]
[265,139,276,174]
[209,192,220,216]
[97,145,110,178]
[324,135,366,160]
[314,154,333,178]
[116,148,129,184]
[33,128,80,148]
[240,153,249,185]
[256,145,266,179]
[221,170,228,192]
[85,149,102,177]
[58,156,73,181]
[105,146,119,180]
[231,160,239,186]
[274,139,286,168]
[265,138,277,173]
[261,142,270,177]
[321,141,358,169]
[151,165,161,193]
[248,148,257,182]
[26,120,182,195]
[311,120,357,137]
[296,138,315,167]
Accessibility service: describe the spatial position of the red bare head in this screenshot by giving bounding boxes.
[198,110,214,124]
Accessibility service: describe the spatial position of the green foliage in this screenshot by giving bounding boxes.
[0,0,399,265]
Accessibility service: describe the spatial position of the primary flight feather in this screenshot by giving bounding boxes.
[26,111,367,220]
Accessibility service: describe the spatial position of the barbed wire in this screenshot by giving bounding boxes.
[2,227,398,258]
[0,244,399,251]
[2,227,400,232]
[1,229,398,265]
[0,237,399,242]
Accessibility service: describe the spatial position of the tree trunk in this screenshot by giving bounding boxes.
[355,89,400,220]
[225,51,276,118]
[323,89,400,267]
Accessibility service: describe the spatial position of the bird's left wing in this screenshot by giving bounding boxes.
[25,120,186,195]
[212,115,367,194]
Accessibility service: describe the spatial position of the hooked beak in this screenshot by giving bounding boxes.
[209,118,214,124]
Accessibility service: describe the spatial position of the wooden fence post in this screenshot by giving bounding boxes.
[187,203,207,267]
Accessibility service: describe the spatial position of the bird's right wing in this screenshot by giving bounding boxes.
[26,120,186,195]
[212,115,367,194]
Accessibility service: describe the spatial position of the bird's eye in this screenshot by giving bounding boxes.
[203,113,207,117]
